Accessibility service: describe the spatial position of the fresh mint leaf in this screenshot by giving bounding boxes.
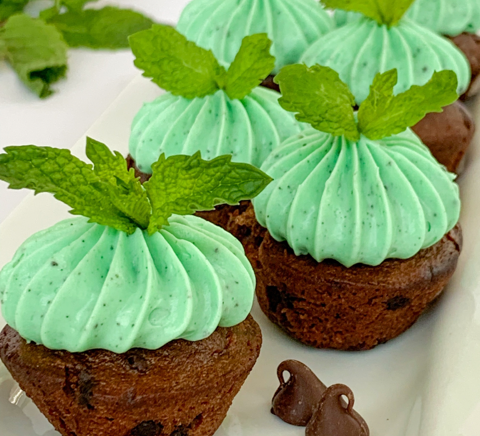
[0,0,29,21]
[129,24,226,98]
[358,69,458,140]
[145,152,272,234]
[275,64,359,140]
[0,145,137,233]
[224,33,275,100]
[47,7,155,49]
[85,137,150,229]
[322,0,415,26]
[0,14,68,98]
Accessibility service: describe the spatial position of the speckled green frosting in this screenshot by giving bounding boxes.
[301,17,471,104]
[0,215,255,353]
[177,0,334,74]
[335,0,480,36]
[253,128,460,267]
[129,87,303,174]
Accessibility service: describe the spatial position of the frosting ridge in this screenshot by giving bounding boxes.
[253,128,460,267]
[129,87,303,174]
[301,17,471,104]
[0,215,255,353]
[177,0,334,74]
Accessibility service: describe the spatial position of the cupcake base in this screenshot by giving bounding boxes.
[412,101,475,173]
[229,206,462,351]
[0,316,262,436]
[126,155,249,230]
[451,32,480,99]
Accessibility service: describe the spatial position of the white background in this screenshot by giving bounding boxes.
[0,0,191,224]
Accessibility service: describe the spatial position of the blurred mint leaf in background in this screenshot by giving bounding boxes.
[0,14,68,97]
[46,6,155,49]
[0,0,29,21]
[0,0,156,97]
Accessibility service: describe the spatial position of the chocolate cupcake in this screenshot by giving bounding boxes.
[232,65,462,350]
[127,25,303,228]
[176,0,334,91]
[0,139,272,435]
[305,1,474,173]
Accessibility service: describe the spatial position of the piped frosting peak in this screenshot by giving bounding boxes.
[0,216,255,353]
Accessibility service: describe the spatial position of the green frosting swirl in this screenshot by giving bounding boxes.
[176,0,334,74]
[0,215,255,353]
[253,128,460,267]
[301,17,471,104]
[129,88,303,174]
[335,0,480,36]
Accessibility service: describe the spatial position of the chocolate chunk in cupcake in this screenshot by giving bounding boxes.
[0,139,272,436]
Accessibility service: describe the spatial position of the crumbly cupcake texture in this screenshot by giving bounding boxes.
[0,139,272,436]
[127,25,303,228]
[232,64,463,350]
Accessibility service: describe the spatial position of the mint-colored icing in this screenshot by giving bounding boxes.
[177,0,334,74]
[130,87,303,174]
[335,0,480,36]
[301,17,471,104]
[0,215,255,353]
[253,128,460,267]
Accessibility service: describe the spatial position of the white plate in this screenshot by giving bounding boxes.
[1,76,480,436]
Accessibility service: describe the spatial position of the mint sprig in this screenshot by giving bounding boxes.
[0,140,272,234]
[224,33,275,100]
[275,64,358,141]
[0,0,155,98]
[358,69,458,140]
[145,152,273,234]
[275,64,459,142]
[129,25,275,100]
[322,0,415,26]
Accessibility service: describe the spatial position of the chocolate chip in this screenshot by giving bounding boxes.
[272,360,327,426]
[306,384,369,436]
[386,296,410,311]
[128,421,164,436]
[170,425,189,436]
[267,286,282,312]
[78,370,95,410]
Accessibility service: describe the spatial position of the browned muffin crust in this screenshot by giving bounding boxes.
[126,154,250,230]
[229,205,463,351]
[451,32,480,99]
[254,225,462,351]
[412,101,475,173]
[0,316,262,436]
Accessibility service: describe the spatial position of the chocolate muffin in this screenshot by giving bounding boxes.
[127,26,303,228]
[0,317,262,436]
[255,226,461,351]
[412,101,475,173]
[451,33,480,99]
[0,141,271,436]
[236,65,463,350]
